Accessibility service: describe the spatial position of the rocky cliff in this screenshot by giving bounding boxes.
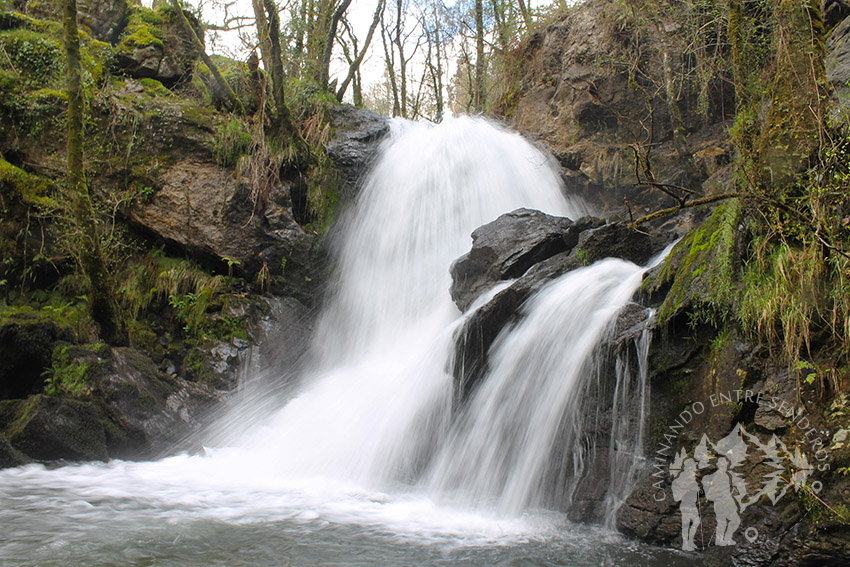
[477,1,850,565]
[0,0,387,465]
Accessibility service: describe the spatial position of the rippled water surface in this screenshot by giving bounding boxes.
[0,458,688,567]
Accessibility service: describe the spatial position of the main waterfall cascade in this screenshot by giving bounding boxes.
[0,118,687,567]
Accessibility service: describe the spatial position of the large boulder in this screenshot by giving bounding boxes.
[0,432,27,468]
[114,5,202,86]
[99,347,223,459]
[25,0,129,43]
[451,211,667,398]
[449,209,594,312]
[125,156,318,293]
[0,395,110,461]
[325,105,390,197]
[88,80,321,303]
[0,312,74,399]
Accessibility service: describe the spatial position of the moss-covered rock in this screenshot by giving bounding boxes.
[0,394,109,461]
[114,4,201,86]
[24,0,129,43]
[643,200,744,324]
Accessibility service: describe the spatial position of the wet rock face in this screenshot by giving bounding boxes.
[0,294,311,467]
[450,208,668,399]
[0,433,25,468]
[449,208,580,312]
[126,156,319,292]
[325,105,390,197]
[0,395,110,462]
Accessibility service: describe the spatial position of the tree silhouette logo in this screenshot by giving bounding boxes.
[669,423,818,551]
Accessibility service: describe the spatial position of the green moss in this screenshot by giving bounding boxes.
[3,396,41,438]
[0,301,93,342]
[81,36,113,87]
[127,320,158,351]
[0,10,53,32]
[650,200,743,324]
[117,5,168,54]
[0,157,56,209]
[306,158,343,234]
[178,101,216,129]
[200,314,248,342]
[138,77,170,96]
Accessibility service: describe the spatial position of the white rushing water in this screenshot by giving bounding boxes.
[423,259,647,513]
[0,117,686,567]
[236,116,586,487]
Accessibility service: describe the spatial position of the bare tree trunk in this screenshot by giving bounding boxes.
[170,0,243,113]
[474,0,486,111]
[319,0,352,89]
[62,0,118,343]
[289,0,310,76]
[251,0,273,74]
[393,0,408,117]
[381,11,400,116]
[491,0,508,53]
[433,13,444,120]
[336,0,383,101]
[352,69,362,106]
[424,12,444,121]
[517,0,532,28]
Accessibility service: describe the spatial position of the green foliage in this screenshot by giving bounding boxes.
[115,252,252,344]
[575,248,590,266]
[739,239,822,366]
[117,252,222,325]
[168,289,213,337]
[0,28,62,87]
[43,344,99,397]
[213,117,252,168]
[798,482,850,529]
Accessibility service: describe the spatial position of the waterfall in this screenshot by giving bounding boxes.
[603,318,653,525]
[229,116,588,486]
[0,118,678,563]
[423,259,648,513]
